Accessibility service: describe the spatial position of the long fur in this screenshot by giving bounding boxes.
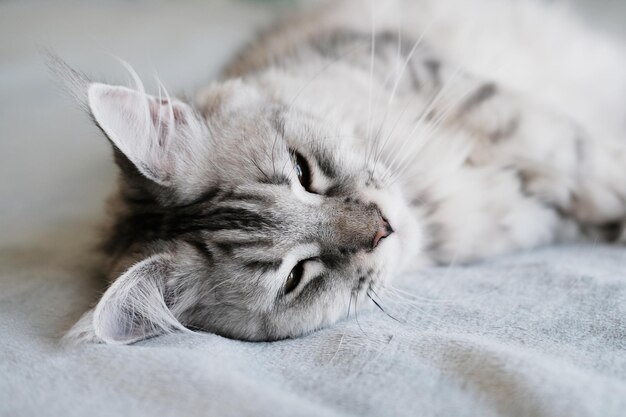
[59,0,626,344]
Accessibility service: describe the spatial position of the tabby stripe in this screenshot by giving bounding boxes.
[424,59,442,86]
[184,239,215,265]
[243,260,282,274]
[176,188,222,209]
[215,239,274,255]
[489,116,520,143]
[408,63,422,91]
[166,207,273,235]
[459,83,497,115]
[311,148,338,179]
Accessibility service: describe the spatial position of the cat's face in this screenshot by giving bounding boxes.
[79,76,421,344]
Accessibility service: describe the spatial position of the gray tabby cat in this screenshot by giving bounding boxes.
[63,0,626,344]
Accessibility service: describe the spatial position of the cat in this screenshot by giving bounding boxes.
[59,0,626,344]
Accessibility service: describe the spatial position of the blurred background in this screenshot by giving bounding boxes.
[0,0,625,254]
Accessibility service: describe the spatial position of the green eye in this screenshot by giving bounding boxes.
[284,261,305,295]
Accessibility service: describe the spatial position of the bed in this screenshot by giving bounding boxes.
[1,1,625,416]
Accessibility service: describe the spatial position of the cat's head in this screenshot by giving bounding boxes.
[63,63,422,344]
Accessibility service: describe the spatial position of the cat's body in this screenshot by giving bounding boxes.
[225,0,626,262]
[64,0,626,344]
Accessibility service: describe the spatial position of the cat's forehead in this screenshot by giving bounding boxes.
[200,85,337,152]
[197,106,345,189]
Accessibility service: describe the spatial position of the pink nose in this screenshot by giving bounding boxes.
[372,218,394,248]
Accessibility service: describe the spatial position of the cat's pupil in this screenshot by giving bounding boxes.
[284,262,305,295]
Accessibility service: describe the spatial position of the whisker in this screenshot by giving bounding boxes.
[376,87,460,183]
[364,0,378,164]
[381,59,511,185]
[367,290,403,323]
[367,22,435,171]
[364,57,407,169]
[382,77,477,186]
[378,65,466,183]
[347,291,354,319]
[328,328,346,365]
[114,57,151,139]
[353,291,368,337]
[271,43,367,180]
[249,157,272,183]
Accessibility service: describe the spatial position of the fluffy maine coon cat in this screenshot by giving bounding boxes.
[61,0,626,344]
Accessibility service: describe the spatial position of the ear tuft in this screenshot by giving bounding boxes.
[43,50,91,111]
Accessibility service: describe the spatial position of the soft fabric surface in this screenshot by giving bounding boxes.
[1,1,625,416]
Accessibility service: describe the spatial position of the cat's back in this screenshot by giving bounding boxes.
[224,0,626,135]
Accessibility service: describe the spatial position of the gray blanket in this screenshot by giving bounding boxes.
[1,1,625,416]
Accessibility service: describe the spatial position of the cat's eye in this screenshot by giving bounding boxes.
[292,151,312,191]
[284,261,305,295]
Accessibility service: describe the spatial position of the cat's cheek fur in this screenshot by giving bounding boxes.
[267,288,357,340]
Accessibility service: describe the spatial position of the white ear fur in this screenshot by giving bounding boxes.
[88,83,205,186]
[92,254,189,345]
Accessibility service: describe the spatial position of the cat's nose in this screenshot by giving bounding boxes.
[372,218,394,248]
[321,200,393,252]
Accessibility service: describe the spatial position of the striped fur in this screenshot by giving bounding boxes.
[63,0,626,344]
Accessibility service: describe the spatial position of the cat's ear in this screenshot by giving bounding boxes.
[88,83,206,186]
[92,254,189,344]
